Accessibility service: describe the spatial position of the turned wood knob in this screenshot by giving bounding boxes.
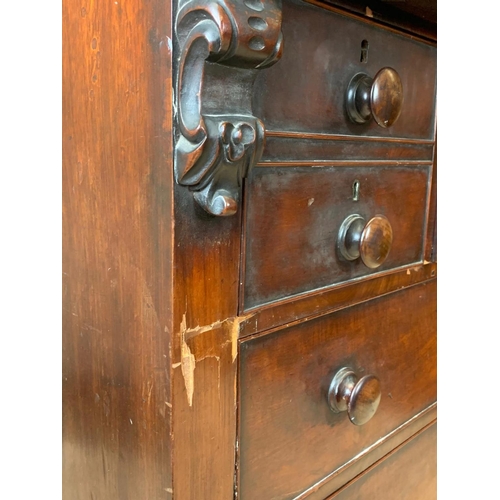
[346,67,403,128]
[328,367,381,426]
[210,191,238,216]
[337,214,393,269]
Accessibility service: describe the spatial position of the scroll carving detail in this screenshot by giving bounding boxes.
[174,0,283,215]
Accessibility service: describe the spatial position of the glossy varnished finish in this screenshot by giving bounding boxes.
[243,165,429,309]
[174,0,283,215]
[327,367,382,425]
[306,404,436,500]
[316,0,436,41]
[64,0,436,497]
[170,189,242,499]
[330,422,437,499]
[337,214,393,268]
[368,68,404,127]
[261,134,434,163]
[62,0,174,497]
[359,215,393,268]
[425,142,437,262]
[63,0,244,497]
[345,68,403,127]
[254,0,436,139]
[238,281,436,500]
[238,263,436,337]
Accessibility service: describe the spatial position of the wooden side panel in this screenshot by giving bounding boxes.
[170,191,242,498]
[330,423,437,499]
[62,0,174,498]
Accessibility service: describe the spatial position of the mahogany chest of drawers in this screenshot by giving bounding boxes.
[63,0,437,498]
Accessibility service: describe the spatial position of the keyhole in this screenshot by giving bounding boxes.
[360,40,369,63]
[352,180,360,201]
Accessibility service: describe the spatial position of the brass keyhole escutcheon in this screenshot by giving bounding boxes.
[346,67,403,128]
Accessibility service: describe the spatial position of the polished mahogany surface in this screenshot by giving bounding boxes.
[62,0,175,497]
[254,0,436,140]
[239,281,436,499]
[63,0,436,498]
[319,0,436,41]
[330,423,437,499]
[243,165,429,309]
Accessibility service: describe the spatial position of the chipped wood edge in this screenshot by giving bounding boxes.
[174,312,254,406]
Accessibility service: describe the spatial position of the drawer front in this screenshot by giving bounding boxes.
[238,281,436,500]
[254,0,437,142]
[243,165,430,310]
[331,423,437,500]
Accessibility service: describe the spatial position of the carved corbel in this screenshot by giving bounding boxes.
[174,0,283,216]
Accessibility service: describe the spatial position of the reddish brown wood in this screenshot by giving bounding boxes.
[62,0,241,497]
[253,0,437,140]
[425,142,437,262]
[338,214,393,269]
[243,165,430,309]
[238,262,436,337]
[170,189,242,499]
[327,367,382,425]
[261,135,434,163]
[173,0,283,216]
[329,422,437,499]
[304,405,436,500]
[62,0,174,497]
[63,0,436,497]
[238,280,436,500]
[313,0,437,42]
[368,68,404,127]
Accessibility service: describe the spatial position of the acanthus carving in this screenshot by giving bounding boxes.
[174,0,283,216]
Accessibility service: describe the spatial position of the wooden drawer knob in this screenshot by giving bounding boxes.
[337,214,393,269]
[346,67,403,128]
[328,367,381,426]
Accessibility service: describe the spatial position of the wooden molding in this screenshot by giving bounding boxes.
[174,0,283,215]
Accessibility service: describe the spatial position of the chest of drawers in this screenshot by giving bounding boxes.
[63,0,437,498]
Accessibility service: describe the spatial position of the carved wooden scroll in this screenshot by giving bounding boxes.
[174,0,283,215]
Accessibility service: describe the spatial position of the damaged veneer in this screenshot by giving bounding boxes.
[174,312,251,406]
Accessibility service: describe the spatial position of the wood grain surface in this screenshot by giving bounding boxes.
[425,142,437,262]
[62,0,174,497]
[260,134,434,163]
[238,263,436,337]
[329,422,437,499]
[304,405,436,500]
[243,165,429,309]
[63,0,437,498]
[239,280,437,500]
[170,188,242,499]
[253,0,437,139]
